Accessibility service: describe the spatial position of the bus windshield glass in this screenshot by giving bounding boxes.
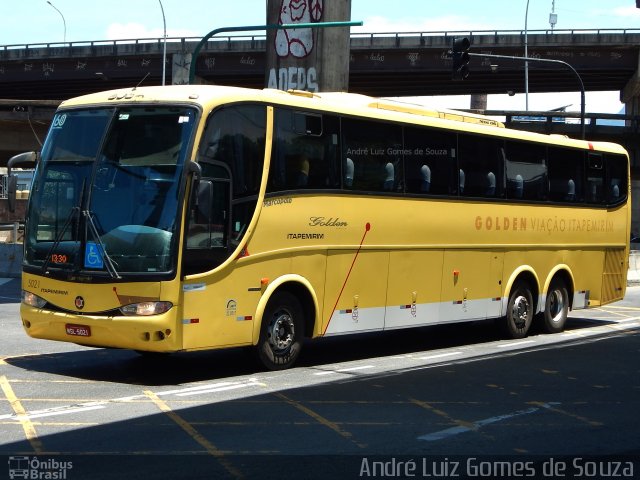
[24,106,198,278]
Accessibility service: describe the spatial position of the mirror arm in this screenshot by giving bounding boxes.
[187,161,202,206]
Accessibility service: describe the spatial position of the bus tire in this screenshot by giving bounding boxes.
[542,279,569,334]
[256,291,304,370]
[502,281,533,339]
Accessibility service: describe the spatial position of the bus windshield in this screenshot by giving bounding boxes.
[24,106,198,278]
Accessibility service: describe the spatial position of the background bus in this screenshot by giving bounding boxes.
[16,85,630,370]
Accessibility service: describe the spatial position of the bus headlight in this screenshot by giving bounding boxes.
[119,301,173,316]
[22,290,47,308]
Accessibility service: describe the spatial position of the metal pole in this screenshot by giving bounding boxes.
[46,1,66,43]
[158,0,167,86]
[469,52,586,139]
[525,0,530,111]
[188,21,363,85]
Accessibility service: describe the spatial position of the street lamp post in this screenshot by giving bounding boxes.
[158,0,167,86]
[46,1,66,44]
[524,0,530,111]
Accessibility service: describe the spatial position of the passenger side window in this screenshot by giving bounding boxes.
[586,153,604,204]
[268,109,340,192]
[404,127,456,195]
[505,141,548,201]
[548,147,584,202]
[457,134,504,198]
[341,118,403,192]
[606,153,628,204]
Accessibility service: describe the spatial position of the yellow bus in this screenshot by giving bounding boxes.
[15,85,630,370]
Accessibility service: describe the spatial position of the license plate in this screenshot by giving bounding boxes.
[65,324,91,337]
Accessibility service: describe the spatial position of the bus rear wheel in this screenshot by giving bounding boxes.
[542,279,569,334]
[256,291,304,370]
[502,281,533,339]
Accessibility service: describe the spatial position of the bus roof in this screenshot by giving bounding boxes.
[59,85,627,156]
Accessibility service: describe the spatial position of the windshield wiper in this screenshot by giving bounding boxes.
[83,210,121,280]
[41,205,80,274]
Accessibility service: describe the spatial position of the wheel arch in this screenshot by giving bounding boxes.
[543,265,576,310]
[252,274,319,345]
[504,266,540,315]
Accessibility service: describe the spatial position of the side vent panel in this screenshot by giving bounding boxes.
[601,248,626,304]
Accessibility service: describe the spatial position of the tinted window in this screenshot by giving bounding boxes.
[586,153,604,204]
[268,109,340,192]
[404,127,457,195]
[458,134,504,198]
[606,153,628,204]
[342,118,403,192]
[199,105,266,199]
[548,147,584,202]
[505,141,548,200]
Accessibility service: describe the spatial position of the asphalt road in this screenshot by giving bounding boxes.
[1,277,639,479]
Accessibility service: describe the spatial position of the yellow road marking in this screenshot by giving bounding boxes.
[409,397,477,430]
[528,401,603,427]
[0,375,43,453]
[273,392,367,449]
[143,390,242,479]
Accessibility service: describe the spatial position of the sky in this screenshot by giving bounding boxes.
[1,0,639,113]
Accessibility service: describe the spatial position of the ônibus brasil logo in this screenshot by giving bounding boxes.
[8,456,73,479]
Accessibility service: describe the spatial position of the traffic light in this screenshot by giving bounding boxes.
[451,37,470,81]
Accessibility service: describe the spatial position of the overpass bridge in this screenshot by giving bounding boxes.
[1,29,640,168]
[1,29,639,98]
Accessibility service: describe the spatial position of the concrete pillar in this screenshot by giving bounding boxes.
[621,50,640,122]
[171,53,192,85]
[621,51,640,237]
[470,94,487,111]
[265,0,352,92]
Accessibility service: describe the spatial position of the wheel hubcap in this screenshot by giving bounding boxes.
[267,311,295,352]
[511,295,530,328]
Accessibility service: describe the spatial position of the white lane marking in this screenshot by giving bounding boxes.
[339,365,374,372]
[496,340,536,348]
[0,403,107,421]
[313,365,375,376]
[156,382,236,396]
[418,351,463,361]
[418,403,554,442]
[175,383,254,397]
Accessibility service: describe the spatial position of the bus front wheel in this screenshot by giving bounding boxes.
[502,281,533,339]
[542,279,569,334]
[256,291,305,370]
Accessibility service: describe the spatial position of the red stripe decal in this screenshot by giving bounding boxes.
[323,223,371,335]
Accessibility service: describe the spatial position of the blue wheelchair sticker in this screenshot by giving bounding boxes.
[84,242,104,269]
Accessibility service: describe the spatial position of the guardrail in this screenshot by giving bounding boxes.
[0,222,22,243]
[2,28,640,52]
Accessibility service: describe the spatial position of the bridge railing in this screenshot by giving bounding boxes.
[2,28,640,54]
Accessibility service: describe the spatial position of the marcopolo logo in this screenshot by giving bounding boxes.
[8,456,73,479]
[51,114,67,129]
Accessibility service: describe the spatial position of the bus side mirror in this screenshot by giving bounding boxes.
[7,175,17,213]
[6,151,38,213]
